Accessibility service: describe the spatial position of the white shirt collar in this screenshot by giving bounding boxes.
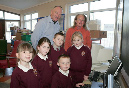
[37,53,48,61]
[74,44,83,50]
[59,68,69,77]
[18,62,33,72]
[53,44,60,51]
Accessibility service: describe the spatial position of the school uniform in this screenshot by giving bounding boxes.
[67,44,92,84]
[50,45,66,75]
[32,53,52,88]
[10,62,41,88]
[51,68,73,88]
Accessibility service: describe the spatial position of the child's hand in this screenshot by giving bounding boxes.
[84,75,88,81]
[76,83,84,87]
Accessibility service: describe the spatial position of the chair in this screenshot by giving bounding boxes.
[0,40,7,60]
[93,48,113,73]
[0,40,23,76]
[0,40,8,76]
[91,44,104,70]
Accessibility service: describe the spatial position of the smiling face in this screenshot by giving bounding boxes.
[37,42,50,56]
[16,50,32,63]
[57,57,70,72]
[53,35,64,47]
[75,15,85,28]
[51,7,62,21]
[72,36,83,47]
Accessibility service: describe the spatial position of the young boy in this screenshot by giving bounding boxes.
[50,32,66,75]
[51,54,73,88]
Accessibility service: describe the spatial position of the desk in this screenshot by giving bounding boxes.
[83,79,103,88]
[91,81,103,88]
[91,38,102,44]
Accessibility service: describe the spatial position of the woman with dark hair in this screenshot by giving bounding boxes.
[64,14,92,51]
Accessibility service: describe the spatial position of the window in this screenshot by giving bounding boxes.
[5,12,20,20]
[70,3,88,13]
[0,11,4,18]
[5,21,19,31]
[67,0,117,48]
[5,32,11,43]
[90,0,116,10]
[24,12,38,31]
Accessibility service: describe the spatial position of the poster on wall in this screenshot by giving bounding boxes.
[58,14,65,31]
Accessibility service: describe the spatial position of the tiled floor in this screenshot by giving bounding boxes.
[0,70,11,88]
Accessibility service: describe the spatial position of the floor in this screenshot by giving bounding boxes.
[0,69,11,88]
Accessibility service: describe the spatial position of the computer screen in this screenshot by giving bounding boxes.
[103,56,122,88]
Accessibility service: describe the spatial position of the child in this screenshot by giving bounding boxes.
[51,54,73,88]
[67,31,92,87]
[50,32,66,75]
[10,42,41,88]
[32,37,52,88]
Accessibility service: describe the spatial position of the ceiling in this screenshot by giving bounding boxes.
[0,0,54,10]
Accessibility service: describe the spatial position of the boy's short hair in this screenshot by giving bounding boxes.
[58,54,70,62]
[54,32,64,39]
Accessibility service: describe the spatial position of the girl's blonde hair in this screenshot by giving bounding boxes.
[17,42,33,53]
[71,31,83,42]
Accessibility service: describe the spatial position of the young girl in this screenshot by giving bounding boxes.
[10,42,41,88]
[67,31,92,87]
[32,37,52,88]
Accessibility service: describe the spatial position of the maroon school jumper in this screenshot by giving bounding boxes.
[10,65,41,88]
[50,45,66,75]
[67,45,92,84]
[32,54,52,88]
[51,70,73,88]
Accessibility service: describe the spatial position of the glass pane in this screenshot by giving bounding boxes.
[24,14,31,20]
[32,20,37,31]
[24,21,31,30]
[6,21,19,31]
[5,32,11,43]
[70,16,75,26]
[0,11,3,18]
[90,0,116,10]
[5,12,20,20]
[70,3,88,13]
[90,11,115,30]
[90,10,115,48]
[32,13,38,19]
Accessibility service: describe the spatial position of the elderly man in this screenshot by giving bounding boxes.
[31,6,63,50]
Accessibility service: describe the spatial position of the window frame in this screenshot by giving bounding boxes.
[0,9,20,20]
[23,12,38,31]
[65,0,117,49]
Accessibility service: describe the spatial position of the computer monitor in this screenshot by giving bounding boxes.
[103,56,122,88]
